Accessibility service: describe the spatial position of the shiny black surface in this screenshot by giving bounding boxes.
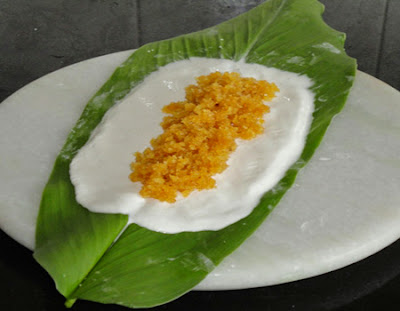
[1,1,399,310]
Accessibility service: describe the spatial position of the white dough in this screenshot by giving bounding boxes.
[70,58,314,233]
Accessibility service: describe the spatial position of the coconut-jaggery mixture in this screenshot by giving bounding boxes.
[129,71,279,202]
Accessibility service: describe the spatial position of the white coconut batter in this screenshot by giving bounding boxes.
[70,58,314,233]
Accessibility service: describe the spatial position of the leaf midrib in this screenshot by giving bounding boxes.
[240,0,288,60]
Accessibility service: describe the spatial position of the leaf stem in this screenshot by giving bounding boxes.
[65,298,77,308]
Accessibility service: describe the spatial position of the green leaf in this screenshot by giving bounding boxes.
[34,0,356,308]
[34,160,128,297]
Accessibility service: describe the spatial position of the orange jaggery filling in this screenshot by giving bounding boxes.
[129,71,279,203]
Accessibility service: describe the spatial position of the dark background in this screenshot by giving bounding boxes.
[1,0,399,310]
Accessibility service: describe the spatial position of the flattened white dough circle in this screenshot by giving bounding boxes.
[0,51,399,290]
[70,58,314,233]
